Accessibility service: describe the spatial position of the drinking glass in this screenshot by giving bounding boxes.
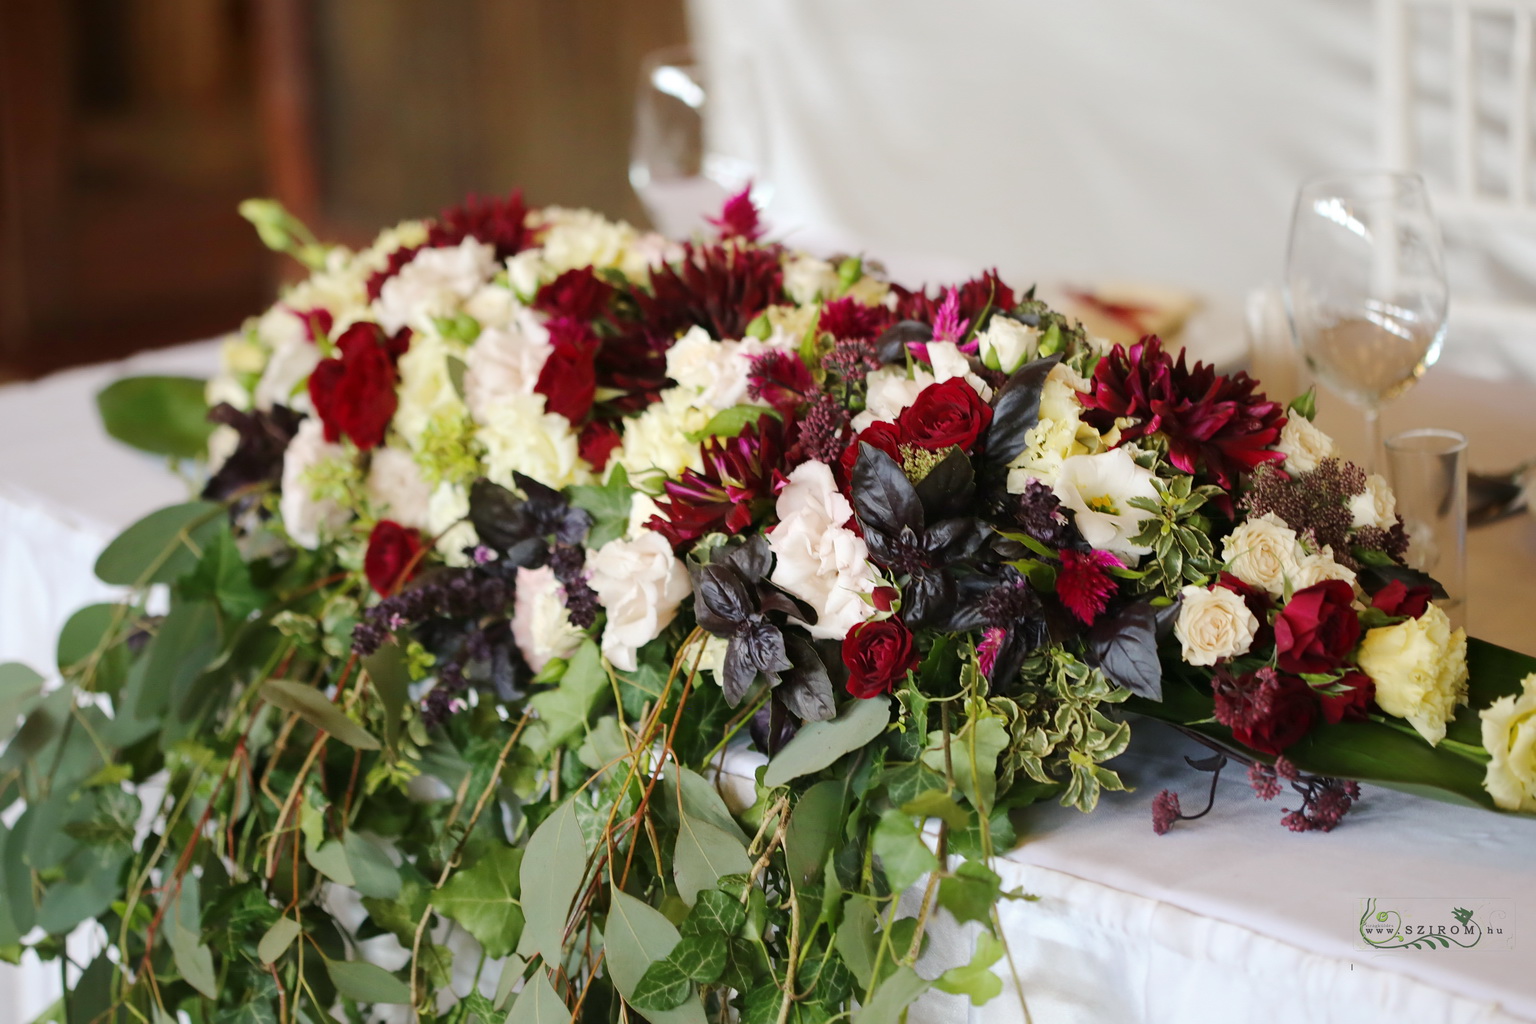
[1385,428,1467,630]
[1284,172,1449,473]
[629,45,771,238]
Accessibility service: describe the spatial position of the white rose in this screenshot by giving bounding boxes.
[616,387,712,482]
[373,239,497,334]
[1480,672,1536,812]
[1174,585,1260,666]
[279,418,351,549]
[1006,363,1099,490]
[1052,449,1160,558]
[925,341,994,401]
[511,565,584,672]
[1349,474,1397,531]
[976,316,1039,374]
[782,256,840,305]
[1275,416,1338,475]
[505,249,552,301]
[588,532,692,671]
[477,392,586,490]
[462,307,552,422]
[1221,512,1305,597]
[366,446,432,530]
[394,332,469,447]
[426,482,478,566]
[767,461,880,640]
[852,366,935,431]
[1293,546,1358,590]
[1358,604,1469,746]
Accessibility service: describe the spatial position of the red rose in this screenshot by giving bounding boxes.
[364,520,425,596]
[1214,666,1316,755]
[842,618,918,699]
[533,267,615,322]
[1369,579,1432,620]
[534,318,600,423]
[895,378,992,452]
[307,322,410,450]
[1317,670,1375,725]
[578,420,623,472]
[838,421,903,484]
[1273,580,1360,674]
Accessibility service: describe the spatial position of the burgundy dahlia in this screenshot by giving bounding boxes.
[631,241,786,343]
[893,270,1015,327]
[1080,335,1286,490]
[534,267,616,322]
[427,189,535,259]
[649,413,799,548]
[819,296,893,341]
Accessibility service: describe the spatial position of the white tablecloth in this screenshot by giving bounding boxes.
[2,343,1534,1024]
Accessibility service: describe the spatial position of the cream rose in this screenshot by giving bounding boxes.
[1357,604,1469,746]
[1349,474,1397,531]
[976,316,1039,374]
[1292,546,1358,591]
[511,565,584,673]
[1480,673,1536,812]
[1052,448,1160,558]
[1275,416,1338,475]
[1222,513,1305,597]
[1174,585,1260,666]
[767,461,880,640]
[588,532,692,671]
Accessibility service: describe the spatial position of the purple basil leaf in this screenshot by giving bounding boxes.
[468,478,534,553]
[715,534,775,584]
[721,638,759,705]
[922,517,988,563]
[980,355,1063,480]
[693,564,754,635]
[913,448,976,522]
[778,633,835,722]
[875,320,934,364]
[203,403,303,503]
[852,443,924,536]
[751,697,799,754]
[1087,599,1163,700]
[740,620,791,676]
[758,586,818,626]
[901,570,954,631]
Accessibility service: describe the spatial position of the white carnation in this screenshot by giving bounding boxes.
[1349,474,1397,531]
[852,366,935,431]
[477,392,586,490]
[767,461,879,640]
[505,249,553,302]
[462,307,552,422]
[366,446,433,530]
[511,565,584,672]
[538,207,639,275]
[463,282,518,329]
[1052,449,1160,558]
[588,532,692,671]
[616,387,712,482]
[1275,416,1338,475]
[279,418,351,549]
[666,326,793,410]
[373,239,497,334]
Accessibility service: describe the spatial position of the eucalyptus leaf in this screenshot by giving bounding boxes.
[604,888,707,1024]
[363,643,410,752]
[324,957,412,1004]
[834,897,878,990]
[343,830,401,900]
[260,678,381,750]
[674,813,751,906]
[306,839,356,886]
[785,780,844,887]
[763,697,891,789]
[94,501,223,586]
[170,874,218,999]
[517,801,590,965]
[506,969,569,1024]
[0,663,44,742]
[97,375,213,459]
[258,918,302,965]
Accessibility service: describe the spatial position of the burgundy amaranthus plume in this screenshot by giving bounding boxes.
[1080,335,1286,490]
[649,413,799,547]
[708,184,765,242]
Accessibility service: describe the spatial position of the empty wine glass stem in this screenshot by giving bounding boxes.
[1362,406,1381,477]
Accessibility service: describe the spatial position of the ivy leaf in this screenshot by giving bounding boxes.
[1086,599,1163,699]
[433,847,525,958]
[181,523,264,621]
[680,888,747,939]
[922,715,1009,813]
[674,812,752,906]
[568,463,636,548]
[851,966,931,1024]
[94,501,223,586]
[605,888,707,1024]
[763,697,891,788]
[630,958,694,1012]
[505,969,568,1024]
[937,861,1004,927]
[97,375,212,459]
[525,641,607,757]
[934,932,1005,1006]
[260,678,381,750]
[323,957,412,1004]
[871,810,938,892]
[900,789,971,832]
[517,801,591,965]
[257,918,301,965]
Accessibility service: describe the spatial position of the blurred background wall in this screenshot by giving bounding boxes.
[0,0,686,380]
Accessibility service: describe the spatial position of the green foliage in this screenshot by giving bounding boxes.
[96,375,214,460]
[1128,474,1226,597]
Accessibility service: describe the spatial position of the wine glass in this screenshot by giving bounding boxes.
[629,45,771,239]
[1284,171,1449,473]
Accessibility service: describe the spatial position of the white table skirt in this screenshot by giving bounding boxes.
[2,342,1534,1024]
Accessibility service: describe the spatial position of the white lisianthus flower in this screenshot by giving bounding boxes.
[925,341,994,401]
[852,366,936,431]
[1221,512,1306,597]
[511,565,584,673]
[1349,474,1398,531]
[538,207,639,275]
[1358,604,1469,746]
[426,482,477,566]
[588,532,692,671]
[1275,416,1337,475]
[1480,672,1536,812]
[279,418,351,549]
[394,332,469,447]
[1293,546,1358,590]
[373,239,497,334]
[462,308,552,422]
[976,316,1039,374]
[477,392,586,490]
[366,446,433,530]
[1052,449,1159,558]
[1174,585,1260,666]
[782,256,840,305]
[767,461,880,640]
[505,249,553,302]
[1006,362,1099,489]
[616,387,713,482]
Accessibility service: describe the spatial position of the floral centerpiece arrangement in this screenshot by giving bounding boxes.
[3,188,1534,1024]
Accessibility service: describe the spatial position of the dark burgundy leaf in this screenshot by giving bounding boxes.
[875,320,934,364]
[203,403,304,503]
[694,565,755,635]
[1358,563,1449,600]
[468,478,533,553]
[913,448,976,522]
[852,443,924,536]
[715,534,775,584]
[751,698,799,754]
[980,355,1063,479]
[901,571,954,631]
[1087,599,1163,700]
